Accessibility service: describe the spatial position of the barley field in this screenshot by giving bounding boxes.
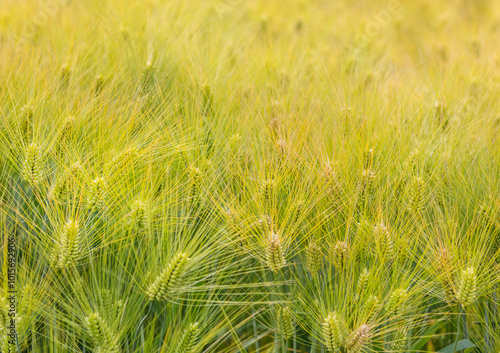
[1,0,500,352]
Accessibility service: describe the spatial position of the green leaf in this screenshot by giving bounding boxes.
[437,339,477,353]
[411,321,445,351]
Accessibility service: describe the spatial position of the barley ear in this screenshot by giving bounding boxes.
[50,219,82,269]
[356,268,370,300]
[346,324,370,353]
[146,252,189,301]
[87,176,108,211]
[305,241,323,275]
[21,142,43,187]
[322,312,344,352]
[276,306,294,340]
[456,267,477,307]
[265,232,286,273]
[173,322,200,353]
[332,241,350,272]
[385,288,409,318]
[85,312,121,353]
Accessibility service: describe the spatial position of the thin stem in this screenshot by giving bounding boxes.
[452,307,463,353]
[252,307,260,353]
[484,300,491,351]
[461,311,468,339]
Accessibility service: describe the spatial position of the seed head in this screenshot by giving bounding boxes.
[305,241,323,275]
[95,74,104,96]
[261,179,275,211]
[58,116,75,149]
[60,63,71,87]
[87,177,108,211]
[188,167,203,200]
[106,147,138,179]
[363,148,374,169]
[50,219,82,269]
[332,241,350,271]
[390,326,408,353]
[359,169,376,204]
[20,104,34,142]
[356,268,370,300]
[146,252,189,301]
[276,139,290,162]
[276,306,294,340]
[407,177,426,214]
[173,322,200,353]
[363,295,382,325]
[436,248,457,305]
[85,312,120,353]
[373,223,394,262]
[291,200,305,228]
[346,324,370,353]
[406,148,422,172]
[386,288,409,317]
[456,267,477,307]
[21,142,43,187]
[265,232,286,272]
[322,162,341,198]
[0,296,9,334]
[48,162,83,202]
[322,312,344,352]
[127,199,148,232]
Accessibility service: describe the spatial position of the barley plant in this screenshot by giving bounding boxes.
[1,0,500,352]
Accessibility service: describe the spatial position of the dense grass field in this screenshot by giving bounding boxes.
[1,0,500,352]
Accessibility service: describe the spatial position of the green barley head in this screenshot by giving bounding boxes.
[305,240,323,275]
[265,232,286,273]
[373,223,394,262]
[456,267,477,307]
[363,295,382,325]
[291,199,305,228]
[346,324,370,353]
[359,169,376,204]
[407,176,425,214]
[60,62,71,87]
[356,268,370,300]
[0,296,9,335]
[146,252,189,301]
[322,312,344,352]
[437,248,457,305]
[20,104,34,142]
[127,199,148,232]
[95,74,104,96]
[390,326,409,353]
[173,322,200,353]
[21,142,43,187]
[58,116,75,148]
[332,241,350,272]
[276,306,294,340]
[87,176,108,211]
[106,147,138,179]
[363,148,374,169]
[50,219,82,269]
[188,166,203,200]
[386,288,409,318]
[85,312,120,353]
[261,179,275,211]
[322,162,341,197]
[48,162,83,202]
